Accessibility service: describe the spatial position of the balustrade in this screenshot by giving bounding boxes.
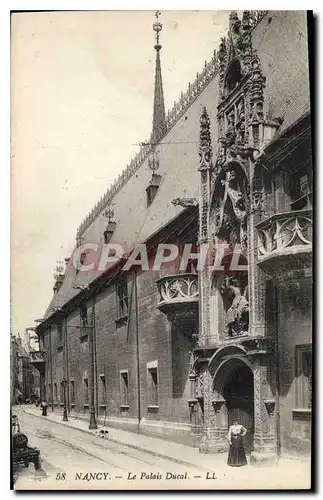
[156,274,199,334]
[257,210,312,258]
[29,350,46,363]
[257,210,312,278]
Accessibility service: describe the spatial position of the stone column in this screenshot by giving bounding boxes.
[198,366,230,454]
[251,355,277,463]
[209,275,226,344]
[248,164,266,338]
[199,368,214,453]
[188,371,200,445]
[198,267,212,349]
[209,389,228,453]
[198,107,213,349]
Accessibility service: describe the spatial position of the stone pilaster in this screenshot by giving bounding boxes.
[209,276,225,344]
[199,368,214,453]
[198,368,228,454]
[251,356,277,463]
[248,163,266,338]
[198,107,213,348]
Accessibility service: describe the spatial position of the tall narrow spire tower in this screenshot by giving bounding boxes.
[151,11,166,143]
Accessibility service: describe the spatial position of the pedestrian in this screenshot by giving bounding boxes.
[227,418,247,467]
[40,400,48,416]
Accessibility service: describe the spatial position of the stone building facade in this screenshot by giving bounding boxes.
[34,11,312,461]
[11,335,36,403]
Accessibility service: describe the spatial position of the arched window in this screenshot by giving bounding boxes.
[225,58,242,93]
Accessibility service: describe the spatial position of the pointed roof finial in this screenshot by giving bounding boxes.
[198,107,212,171]
[153,10,162,49]
[151,10,166,144]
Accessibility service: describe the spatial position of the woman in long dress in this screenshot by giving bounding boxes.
[227,419,247,467]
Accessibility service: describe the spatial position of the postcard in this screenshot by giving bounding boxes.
[11,9,313,491]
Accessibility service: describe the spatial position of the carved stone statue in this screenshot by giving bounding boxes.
[225,112,237,146]
[221,278,249,336]
[222,169,246,219]
[212,165,247,249]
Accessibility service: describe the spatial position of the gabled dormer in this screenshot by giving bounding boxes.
[146,149,162,207]
[103,205,116,244]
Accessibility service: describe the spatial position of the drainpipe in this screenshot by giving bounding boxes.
[63,316,70,415]
[49,326,54,411]
[89,294,97,429]
[93,294,99,417]
[134,271,141,432]
[275,285,281,457]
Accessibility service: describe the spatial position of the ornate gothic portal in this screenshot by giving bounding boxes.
[196,11,280,462]
[223,364,254,453]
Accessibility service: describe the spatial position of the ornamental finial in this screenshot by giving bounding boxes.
[198,107,213,171]
[153,11,162,49]
[151,10,166,143]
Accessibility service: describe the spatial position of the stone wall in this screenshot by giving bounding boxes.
[277,278,312,456]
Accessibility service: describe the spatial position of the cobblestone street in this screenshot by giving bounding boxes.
[13,406,311,490]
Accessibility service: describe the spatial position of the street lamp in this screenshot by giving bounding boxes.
[62,377,68,422]
[34,288,98,431]
[34,318,54,411]
[73,286,97,430]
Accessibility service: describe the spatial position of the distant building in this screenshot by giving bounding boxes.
[11,335,36,402]
[32,367,41,399]
[35,11,312,461]
[11,336,19,404]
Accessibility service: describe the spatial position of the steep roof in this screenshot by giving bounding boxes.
[42,10,311,321]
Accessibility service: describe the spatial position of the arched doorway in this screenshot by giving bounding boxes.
[211,353,255,454]
[223,364,254,453]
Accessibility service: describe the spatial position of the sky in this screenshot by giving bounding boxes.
[11,10,231,336]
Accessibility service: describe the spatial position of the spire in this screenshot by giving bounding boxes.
[198,107,213,171]
[151,11,166,144]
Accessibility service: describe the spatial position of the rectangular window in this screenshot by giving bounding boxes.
[54,383,58,402]
[147,361,158,406]
[48,383,52,403]
[289,168,312,210]
[120,371,129,406]
[116,276,128,323]
[295,344,312,409]
[70,381,75,405]
[84,378,89,405]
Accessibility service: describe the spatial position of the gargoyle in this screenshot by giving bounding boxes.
[171,198,198,208]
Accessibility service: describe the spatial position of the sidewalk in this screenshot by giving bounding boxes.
[21,405,311,481]
[21,405,222,471]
